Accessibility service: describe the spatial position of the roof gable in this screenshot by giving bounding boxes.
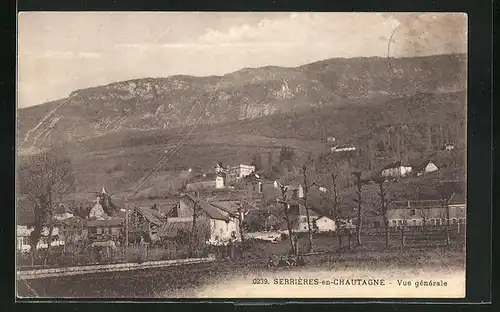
[182,194,230,222]
[136,207,166,226]
[448,192,466,205]
[210,201,240,216]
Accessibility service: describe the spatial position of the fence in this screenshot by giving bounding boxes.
[17,241,209,271]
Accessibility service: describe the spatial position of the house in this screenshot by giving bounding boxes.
[225,164,256,183]
[331,144,356,153]
[86,218,124,241]
[411,160,439,176]
[128,205,167,243]
[16,225,64,252]
[380,161,413,178]
[165,194,241,245]
[387,200,449,227]
[159,218,198,241]
[241,172,263,196]
[288,204,337,233]
[186,173,225,190]
[16,225,32,252]
[287,188,337,233]
[314,216,337,233]
[447,192,467,225]
[57,217,88,242]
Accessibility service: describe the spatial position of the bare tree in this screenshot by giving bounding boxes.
[300,156,316,253]
[18,146,76,266]
[275,170,299,255]
[317,152,343,245]
[276,183,296,254]
[374,177,391,248]
[351,171,367,246]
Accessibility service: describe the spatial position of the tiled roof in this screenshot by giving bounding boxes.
[183,194,230,222]
[136,207,166,226]
[158,219,210,238]
[210,201,240,216]
[389,199,446,209]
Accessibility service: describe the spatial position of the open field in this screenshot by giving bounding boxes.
[17,246,465,298]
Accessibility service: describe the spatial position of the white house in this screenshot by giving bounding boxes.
[331,144,356,153]
[290,204,336,233]
[314,216,337,233]
[165,194,241,245]
[411,160,439,176]
[226,164,256,182]
[381,161,413,178]
[16,225,64,252]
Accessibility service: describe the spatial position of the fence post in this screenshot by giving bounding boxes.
[400,227,405,251]
[446,229,450,246]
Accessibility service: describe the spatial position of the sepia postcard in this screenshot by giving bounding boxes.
[16,12,467,300]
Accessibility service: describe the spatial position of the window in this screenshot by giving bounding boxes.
[303,225,307,230]
[403,220,407,226]
[452,218,457,225]
[436,219,441,226]
[392,220,397,227]
[412,220,417,226]
[409,209,416,216]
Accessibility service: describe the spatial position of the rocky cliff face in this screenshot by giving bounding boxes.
[17,54,466,148]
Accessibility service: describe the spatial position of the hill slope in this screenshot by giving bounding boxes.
[17,54,466,148]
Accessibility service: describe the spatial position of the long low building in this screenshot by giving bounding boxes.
[387,193,466,227]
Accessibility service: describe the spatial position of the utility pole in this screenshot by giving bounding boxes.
[190,189,199,258]
[302,164,314,253]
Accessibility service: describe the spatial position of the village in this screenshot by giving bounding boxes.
[16,137,466,270]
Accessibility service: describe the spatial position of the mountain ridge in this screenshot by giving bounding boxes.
[17,53,466,148]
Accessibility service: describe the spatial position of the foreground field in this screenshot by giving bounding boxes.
[17,247,465,299]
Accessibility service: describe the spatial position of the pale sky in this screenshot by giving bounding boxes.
[17,12,467,108]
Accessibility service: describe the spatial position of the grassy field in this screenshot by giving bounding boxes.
[17,246,465,298]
